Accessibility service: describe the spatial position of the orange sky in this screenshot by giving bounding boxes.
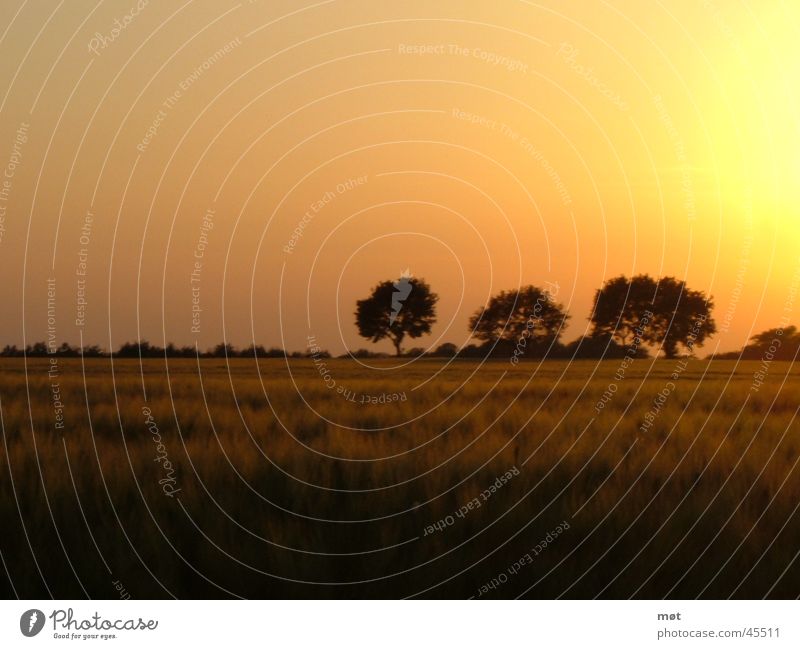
[0,0,798,355]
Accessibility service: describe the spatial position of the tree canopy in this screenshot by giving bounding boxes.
[590,274,716,358]
[354,276,438,356]
[468,285,570,357]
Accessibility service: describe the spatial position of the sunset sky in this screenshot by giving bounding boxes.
[1,0,798,355]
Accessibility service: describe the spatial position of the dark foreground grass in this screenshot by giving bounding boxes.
[1,357,799,598]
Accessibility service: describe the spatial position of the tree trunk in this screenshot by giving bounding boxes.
[662,340,678,359]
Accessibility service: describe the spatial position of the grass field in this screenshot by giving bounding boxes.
[1,357,799,598]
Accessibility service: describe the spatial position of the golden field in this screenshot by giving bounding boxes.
[1,357,799,598]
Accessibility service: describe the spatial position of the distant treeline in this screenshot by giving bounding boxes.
[1,341,293,359]
[709,326,800,361]
[0,335,646,360]
[2,327,798,361]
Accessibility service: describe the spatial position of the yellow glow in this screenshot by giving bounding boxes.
[0,0,798,353]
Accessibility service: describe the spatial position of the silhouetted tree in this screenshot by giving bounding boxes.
[747,326,800,360]
[751,326,797,350]
[458,344,483,358]
[591,274,715,358]
[564,333,628,359]
[243,344,262,358]
[590,274,657,347]
[240,344,268,358]
[56,342,78,356]
[712,325,800,360]
[26,342,48,356]
[211,343,237,358]
[468,285,569,356]
[355,276,438,356]
[115,340,164,357]
[655,278,716,358]
[430,342,459,357]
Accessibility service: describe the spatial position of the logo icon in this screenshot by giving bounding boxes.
[390,269,413,325]
[20,609,45,637]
